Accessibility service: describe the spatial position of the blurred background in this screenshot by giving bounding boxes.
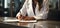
[0,0,25,17]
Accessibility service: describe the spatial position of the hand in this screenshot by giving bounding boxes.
[16,15,35,20]
[23,16,36,20]
[16,15,23,20]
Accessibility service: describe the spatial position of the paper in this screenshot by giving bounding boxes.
[4,19,37,22]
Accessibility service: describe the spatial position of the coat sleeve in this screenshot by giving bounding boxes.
[16,0,28,17]
[33,0,49,20]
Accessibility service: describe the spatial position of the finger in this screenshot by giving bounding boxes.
[17,16,21,19]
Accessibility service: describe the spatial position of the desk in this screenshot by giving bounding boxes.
[0,17,60,28]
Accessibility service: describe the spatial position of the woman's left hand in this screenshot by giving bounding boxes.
[23,16,36,20]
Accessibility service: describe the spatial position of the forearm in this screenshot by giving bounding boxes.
[33,12,48,20]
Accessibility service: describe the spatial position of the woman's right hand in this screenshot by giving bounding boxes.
[16,12,22,20]
[17,15,22,20]
[16,13,28,26]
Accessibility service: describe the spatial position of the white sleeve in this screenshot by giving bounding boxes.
[33,0,49,20]
[16,0,28,17]
[33,11,48,20]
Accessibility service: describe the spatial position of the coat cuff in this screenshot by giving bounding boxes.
[33,16,43,20]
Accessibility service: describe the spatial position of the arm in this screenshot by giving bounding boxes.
[33,11,48,20]
[16,0,28,19]
[33,0,49,20]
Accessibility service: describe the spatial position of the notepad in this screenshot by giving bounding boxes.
[4,19,37,22]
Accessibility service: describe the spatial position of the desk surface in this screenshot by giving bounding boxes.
[0,17,60,28]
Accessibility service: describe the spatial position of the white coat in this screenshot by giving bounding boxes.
[16,0,49,19]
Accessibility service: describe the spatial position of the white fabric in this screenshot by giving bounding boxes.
[16,0,49,20]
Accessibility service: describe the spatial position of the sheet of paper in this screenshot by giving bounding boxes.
[4,19,37,22]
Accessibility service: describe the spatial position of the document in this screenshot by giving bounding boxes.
[4,19,37,22]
